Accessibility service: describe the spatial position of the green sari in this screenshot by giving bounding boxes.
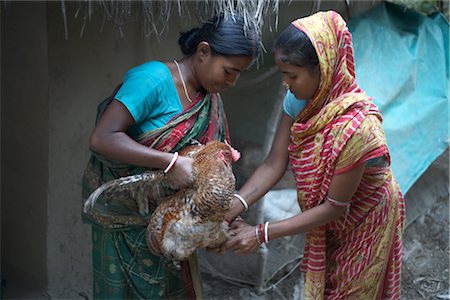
[82,87,229,300]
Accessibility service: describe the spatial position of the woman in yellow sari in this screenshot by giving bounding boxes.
[221,11,405,299]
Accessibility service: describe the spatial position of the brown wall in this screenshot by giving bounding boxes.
[1,1,49,295]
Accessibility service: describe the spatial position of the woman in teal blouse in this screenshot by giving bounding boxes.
[82,14,261,299]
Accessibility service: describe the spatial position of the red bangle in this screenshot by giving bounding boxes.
[259,223,264,244]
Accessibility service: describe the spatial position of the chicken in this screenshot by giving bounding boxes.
[83,140,240,268]
[83,163,181,227]
[147,140,240,268]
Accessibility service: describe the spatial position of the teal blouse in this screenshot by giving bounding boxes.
[115,61,183,138]
[283,90,307,119]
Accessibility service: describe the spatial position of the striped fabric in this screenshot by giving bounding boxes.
[137,92,230,153]
[289,11,405,299]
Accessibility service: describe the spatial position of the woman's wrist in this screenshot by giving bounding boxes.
[141,148,178,170]
[163,152,179,173]
[254,221,270,245]
[233,193,249,211]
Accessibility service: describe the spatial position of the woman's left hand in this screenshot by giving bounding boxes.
[222,224,261,255]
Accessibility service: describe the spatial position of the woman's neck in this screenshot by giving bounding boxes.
[177,57,202,94]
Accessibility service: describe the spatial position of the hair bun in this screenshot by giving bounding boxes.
[178,27,200,55]
[178,15,261,59]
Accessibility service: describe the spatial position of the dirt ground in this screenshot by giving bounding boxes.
[401,193,449,299]
[202,194,450,300]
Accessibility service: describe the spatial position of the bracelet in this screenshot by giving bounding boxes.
[259,223,264,244]
[264,221,269,244]
[326,195,351,208]
[164,152,179,174]
[235,215,245,222]
[225,215,244,225]
[255,226,262,245]
[233,194,248,212]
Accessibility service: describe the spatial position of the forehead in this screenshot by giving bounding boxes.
[212,55,253,72]
[275,58,300,74]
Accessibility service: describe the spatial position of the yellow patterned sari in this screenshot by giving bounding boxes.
[288,11,405,299]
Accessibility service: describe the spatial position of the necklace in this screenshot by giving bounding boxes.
[173,60,193,103]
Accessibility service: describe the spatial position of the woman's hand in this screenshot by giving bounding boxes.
[223,224,261,255]
[206,218,250,254]
[230,217,247,230]
[166,155,194,188]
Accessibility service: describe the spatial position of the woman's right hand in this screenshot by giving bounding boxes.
[166,155,194,188]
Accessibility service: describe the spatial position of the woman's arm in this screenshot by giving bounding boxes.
[268,162,365,239]
[226,114,294,221]
[89,99,193,187]
[225,162,366,254]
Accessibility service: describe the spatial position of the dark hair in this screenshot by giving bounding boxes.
[178,15,261,59]
[273,24,319,72]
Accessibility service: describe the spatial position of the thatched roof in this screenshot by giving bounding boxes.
[60,0,283,39]
[59,0,447,39]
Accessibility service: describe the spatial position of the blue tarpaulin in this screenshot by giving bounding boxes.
[348,1,449,193]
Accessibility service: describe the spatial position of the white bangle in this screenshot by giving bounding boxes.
[255,226,261,245]
[164,152,179,174]
[264,221,269,244]
[234,193,248,212]
[326,195,351,208]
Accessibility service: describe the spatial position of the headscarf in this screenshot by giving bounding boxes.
[287,11,388,298]
[292,10,364,122]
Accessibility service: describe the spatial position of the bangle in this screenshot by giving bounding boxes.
[235,215,244,222]
[326,195,351,208]
[259,223,264,244]
[234,194,248,212]
[164,152,179,174]
[264,221,269,244]
[225,215,244,225]
[255,226,262,245]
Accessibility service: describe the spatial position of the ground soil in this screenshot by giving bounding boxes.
[202,195,449,300]
[401,194,449,299]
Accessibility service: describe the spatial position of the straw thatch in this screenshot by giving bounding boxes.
[60,0,284,39]
[59,0,447,39]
